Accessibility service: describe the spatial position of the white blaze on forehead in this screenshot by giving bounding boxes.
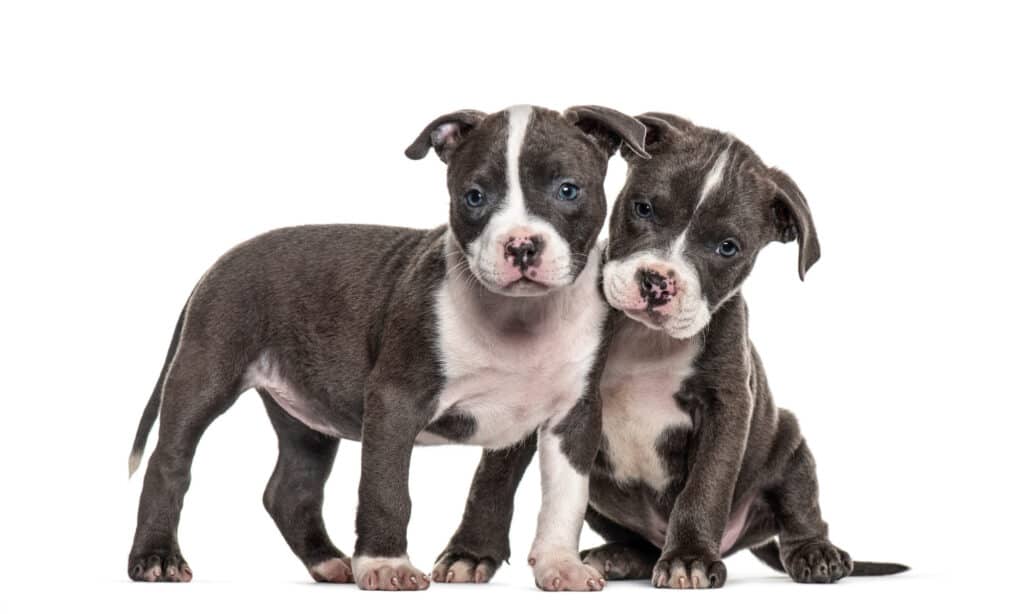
[670,141,734,256]
[504,104,532,220]
[697,143,732,207]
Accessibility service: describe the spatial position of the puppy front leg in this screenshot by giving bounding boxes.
[654,391,752,589]
[529,397,605,592]
[433,434,537,583]
[352,382,432,591]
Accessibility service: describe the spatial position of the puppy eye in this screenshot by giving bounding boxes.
[715,239,740,258]
[557,182,580,201]
[465,189,485,208]
[633,200,654,219]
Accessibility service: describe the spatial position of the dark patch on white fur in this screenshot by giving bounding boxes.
[424,407,478,442]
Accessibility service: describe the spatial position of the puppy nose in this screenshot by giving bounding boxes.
[638,268,678,306]
[505,235,544,269]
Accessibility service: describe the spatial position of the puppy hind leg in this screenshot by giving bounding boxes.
[581,543,659,580]
[767,439,853,584]
[261,393,351,583]
[127,340,247,582]
[580,506,659,580]
[766,437,909,580]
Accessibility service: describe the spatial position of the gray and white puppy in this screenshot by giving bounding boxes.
[436,113,907,588]
[126,104,648,591]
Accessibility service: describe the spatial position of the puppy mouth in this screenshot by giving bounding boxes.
[623,307,668,327]
[498,276,553,296]
[506,276,549,288]
[622,306,703,339]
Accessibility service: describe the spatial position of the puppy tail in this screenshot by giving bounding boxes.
[850,561,912,575]
[750,540,910,577]
[128,302,188,478]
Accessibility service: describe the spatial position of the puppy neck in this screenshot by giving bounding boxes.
[610,316,703,366]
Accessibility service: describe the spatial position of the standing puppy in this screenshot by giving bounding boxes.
[126,105,648,591]
[437,114,906,588]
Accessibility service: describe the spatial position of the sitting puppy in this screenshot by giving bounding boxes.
[435,113,906,588]
[126,105,648,591]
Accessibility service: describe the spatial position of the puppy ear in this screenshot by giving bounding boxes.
[564,105,650,160]
[405,110,487,163]
[767,168,820,280]
[634,113,680,152]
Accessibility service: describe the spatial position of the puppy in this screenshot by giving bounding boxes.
[126,105,648,591]
[436,113,907,588]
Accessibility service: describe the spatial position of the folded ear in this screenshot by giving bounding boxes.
[768,168,820,280]
[634,113,686,153]
[405,109,487,163]
[564,105,650,160]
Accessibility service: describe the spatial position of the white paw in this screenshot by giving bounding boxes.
[308,557,353,583]
[530,551,605,591]
[351,555,431,591]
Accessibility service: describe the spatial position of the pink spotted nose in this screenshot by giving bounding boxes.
[637,267,679,308]
[504,234,544,271]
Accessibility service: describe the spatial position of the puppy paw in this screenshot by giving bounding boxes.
[784,540,853,584]
[352,555,431,591]
[308,556,354,583]
[432,551,499,583]
[530,551,605,591]
[581,543,656,580]
[652,551,726,589]
[128,550,193,583]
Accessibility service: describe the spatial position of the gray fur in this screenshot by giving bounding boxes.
[442,113,907,587]
[126,105,648,588]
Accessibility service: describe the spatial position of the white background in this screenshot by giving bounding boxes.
[1,1,1021,612]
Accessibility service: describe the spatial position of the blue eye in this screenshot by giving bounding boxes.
[557,182,580,201]
[633,201,654,219]
[716,239,740,258]
[465,189,485,208]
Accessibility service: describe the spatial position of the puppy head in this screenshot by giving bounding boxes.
[603,113,819,339]
[407,105,647,296]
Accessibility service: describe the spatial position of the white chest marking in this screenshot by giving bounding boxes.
[426,245,607,449]
[666,142,733,258]
[599,320,700,491]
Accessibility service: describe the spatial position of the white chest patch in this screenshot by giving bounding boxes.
[598,320,700,491]
[422,245,607,449]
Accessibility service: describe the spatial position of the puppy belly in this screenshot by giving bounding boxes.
[244,352,357,439]
[590,474,755,555]
[589,473,671,547]
[719,497,753,555]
